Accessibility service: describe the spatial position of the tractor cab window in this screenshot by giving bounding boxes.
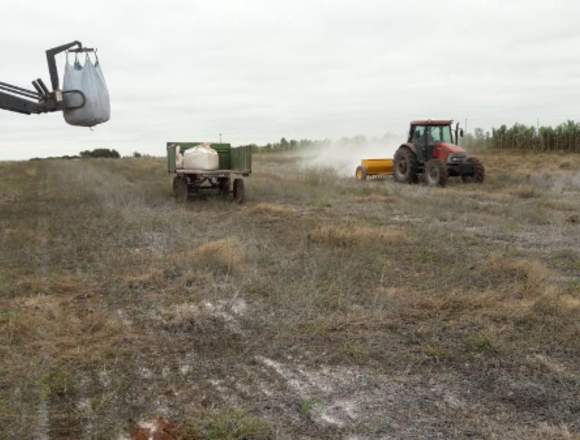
[412,126,426,143]
[428,125,453,144]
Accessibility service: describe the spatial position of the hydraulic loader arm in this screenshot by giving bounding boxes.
[0,86,42,114]
[45,40,83,91]
[0,41,88,115]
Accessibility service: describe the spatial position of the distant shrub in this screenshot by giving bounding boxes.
[79,148,120,159]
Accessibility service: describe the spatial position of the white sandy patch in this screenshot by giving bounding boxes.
[209,378,229,395]
[159,298,248,334]
[257,356,370,429]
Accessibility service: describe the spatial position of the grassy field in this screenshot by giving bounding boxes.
[1,151,579,439]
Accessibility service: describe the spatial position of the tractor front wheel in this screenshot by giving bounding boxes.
[461,158,485,183]
[394,147,418,184]
[425,159,448,187]
[355,166,368,181]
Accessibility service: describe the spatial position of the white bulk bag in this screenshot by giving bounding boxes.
[182,144,219,170]
[63,54,111,127]
[175,145,185,169]
[62,59,83,109]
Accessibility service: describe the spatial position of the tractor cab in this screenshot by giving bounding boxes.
[408,120,462,163]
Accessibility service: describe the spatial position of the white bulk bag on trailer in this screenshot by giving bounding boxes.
[182,144,219,170]
[63,54,111,127]
[175,145,185,169]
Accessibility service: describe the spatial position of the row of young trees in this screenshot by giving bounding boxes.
[456,121,580,153]
[490,121,580,152]
[241,137,331,153]
[29,120,580,161]
[243,135,393,153]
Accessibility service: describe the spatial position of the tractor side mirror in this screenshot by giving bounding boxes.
[460,129,464,138]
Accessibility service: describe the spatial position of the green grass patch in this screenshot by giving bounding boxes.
[39,367,75,399]
[298,398,319,418]
[568,279,580,292]
[465,334,494,356]
[423,343,451,362]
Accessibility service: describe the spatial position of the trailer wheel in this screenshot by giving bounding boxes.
[355,166,368,181]
[425,159,448,187]
[461,158,485,184]
[233,178,245,204]
[174,176,189,203]
[218,177,231,196]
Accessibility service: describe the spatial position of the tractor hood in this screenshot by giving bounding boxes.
[435,142,466,154]
[433,142,467,162]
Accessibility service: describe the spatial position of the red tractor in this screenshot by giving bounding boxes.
[393,120,485,187]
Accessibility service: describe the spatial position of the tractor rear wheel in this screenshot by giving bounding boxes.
[355,166,368,181]
[461,158,485,183]
[173,176,189,202]
[425,159,448,187]
[394,147,418,184]
[233,178,245,204]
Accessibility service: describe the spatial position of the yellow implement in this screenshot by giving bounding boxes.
[355,159,394,181]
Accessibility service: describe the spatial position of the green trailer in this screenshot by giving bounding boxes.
[167,142,252,203]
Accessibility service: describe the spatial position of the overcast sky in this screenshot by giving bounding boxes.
[1,0,579,160]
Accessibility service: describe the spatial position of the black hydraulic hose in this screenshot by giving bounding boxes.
[0,90,38,114]
[0,81,40,100]
[36,79,50,96]
[32,81,45,96]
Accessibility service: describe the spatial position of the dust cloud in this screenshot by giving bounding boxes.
[298,134,403,176]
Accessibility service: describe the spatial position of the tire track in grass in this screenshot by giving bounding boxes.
[31,161,50,440]
[29,161,92,439]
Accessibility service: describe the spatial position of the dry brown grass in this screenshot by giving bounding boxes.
[1,153,579,439]
[352,194,399,204]
[308,224,407,247]
[483,255,553,296]
[1,294,123,362]
[536,423,580,440]
[189,238,245,273]
[509,184,540,199]
[248,202,296,216]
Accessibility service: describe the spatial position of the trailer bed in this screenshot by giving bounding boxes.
[174,168,251,177]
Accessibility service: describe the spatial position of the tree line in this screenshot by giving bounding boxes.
[243,135,388,153]
[28,120,580,161]
[240,137,331,153]
[448,121,580,153]
[248,121,580,154]
[31,148,128,161]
